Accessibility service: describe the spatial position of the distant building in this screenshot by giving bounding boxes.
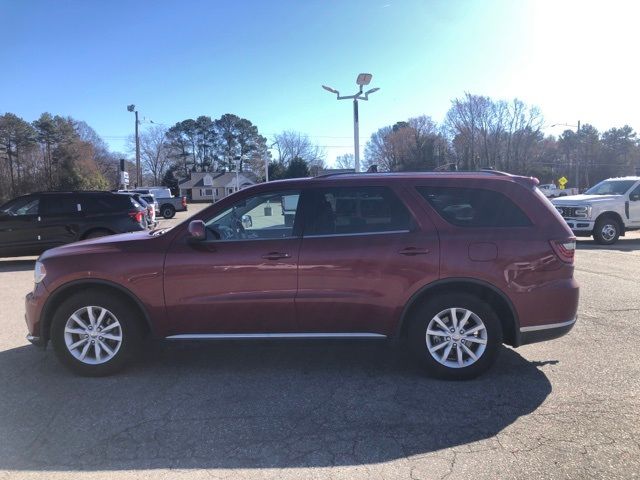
[178,172,256,202]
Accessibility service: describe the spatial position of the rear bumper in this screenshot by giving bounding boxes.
[519,317,577,345]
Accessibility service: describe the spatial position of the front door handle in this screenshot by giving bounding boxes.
[262,252,291,260]
[398,247,430,256]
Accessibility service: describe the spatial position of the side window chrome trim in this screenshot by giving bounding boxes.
[304,229,411,239]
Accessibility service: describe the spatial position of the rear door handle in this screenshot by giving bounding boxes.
[398,247,430,256]
[262,252,291,260]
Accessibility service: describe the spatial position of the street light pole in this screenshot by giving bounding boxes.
[127,104,141,187]
[322,73,379,173]
[353,99,360,172]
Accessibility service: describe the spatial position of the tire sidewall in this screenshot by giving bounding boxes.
[50,290,140,376]
[594,217,620,245]
[162,206,175,219]
[408,293,502,380]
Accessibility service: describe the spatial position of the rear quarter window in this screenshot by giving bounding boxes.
[81,195,133,213]
[416,186,532,227]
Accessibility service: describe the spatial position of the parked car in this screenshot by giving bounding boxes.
[539,183,578,198]
[0,191,147,257]
[25,171,579,379]
[117,191,157,228]
[552,176,640,244]
[131,187,187,219]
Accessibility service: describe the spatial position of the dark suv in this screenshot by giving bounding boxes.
[25,172,579,379]
[0,191,147,257]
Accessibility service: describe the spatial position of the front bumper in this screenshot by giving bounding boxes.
[519,317,577,345]
[562,219,594,233]
[26,334,45,348]
[25,287,48,348]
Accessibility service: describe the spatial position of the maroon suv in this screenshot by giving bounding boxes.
[25,172,579,379]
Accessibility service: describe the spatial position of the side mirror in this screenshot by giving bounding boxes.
[241,214,253,229]
[187,220,206,241]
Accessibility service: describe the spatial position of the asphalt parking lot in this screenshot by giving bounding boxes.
[0,207,638,480]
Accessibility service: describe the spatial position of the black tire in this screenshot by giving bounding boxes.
[161,205,175,219]
[83,229,113,239]
[50,289,142,376]
[407,293,503,380]
[593,216,620,245]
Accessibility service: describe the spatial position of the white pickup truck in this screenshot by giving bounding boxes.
[551,176,640,244]
[539,184,578,198]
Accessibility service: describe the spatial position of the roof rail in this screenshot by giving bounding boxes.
[315,169,514,179]
[315,171,362,178]
[478,169,512,177]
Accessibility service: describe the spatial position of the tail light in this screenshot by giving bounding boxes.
[550,238,576,264]
[181,196,187,207]
[129,210,144,223]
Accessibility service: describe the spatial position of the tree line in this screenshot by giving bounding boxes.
[2,92,639,203]
[0,113,118,203]
[363,93,639,188]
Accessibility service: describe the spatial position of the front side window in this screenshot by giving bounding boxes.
[417,186,531,227]
[1,196,39,216]
[304,186,411,236]
[585,180,637,196]
[40,196,79,215]
[627,184,640,201]
[205,190,300,241]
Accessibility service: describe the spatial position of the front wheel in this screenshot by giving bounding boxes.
[407,293,502,380]
[593,217,620,245]
[50,290,141,376]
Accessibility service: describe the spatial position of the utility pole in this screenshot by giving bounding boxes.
[576,120,581,191]
[135,110,140,187]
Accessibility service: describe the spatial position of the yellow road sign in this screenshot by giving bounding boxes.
[558,176,568,186]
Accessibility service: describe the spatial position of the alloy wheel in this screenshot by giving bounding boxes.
[63,306,123,365]
[425,307,488,369]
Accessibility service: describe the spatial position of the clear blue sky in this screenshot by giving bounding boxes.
[2,0,638,165]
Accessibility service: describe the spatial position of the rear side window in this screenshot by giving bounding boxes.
[81,195,133,213]
[40,195,79,215]
[416,186,531,227]
[305,186,411,236]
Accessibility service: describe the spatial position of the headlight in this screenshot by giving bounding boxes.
[34,261,46,284]
[574,206,591,218]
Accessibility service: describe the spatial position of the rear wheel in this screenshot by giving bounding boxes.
[161,205,175,219]
[50,290,142,376]
[593,216,620,245]
[407,293,502,380]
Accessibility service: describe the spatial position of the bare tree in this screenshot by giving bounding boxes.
[137,125,170,185]
[272,131,325,166]
[335,153,354,169]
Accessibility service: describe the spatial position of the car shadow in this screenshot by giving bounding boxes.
[577,237,640,252]
[0,258,36,272]
[0,341,552,471]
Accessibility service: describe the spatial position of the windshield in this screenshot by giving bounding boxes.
[585,180,637,195]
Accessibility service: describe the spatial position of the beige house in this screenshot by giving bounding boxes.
[179,172,256,202]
